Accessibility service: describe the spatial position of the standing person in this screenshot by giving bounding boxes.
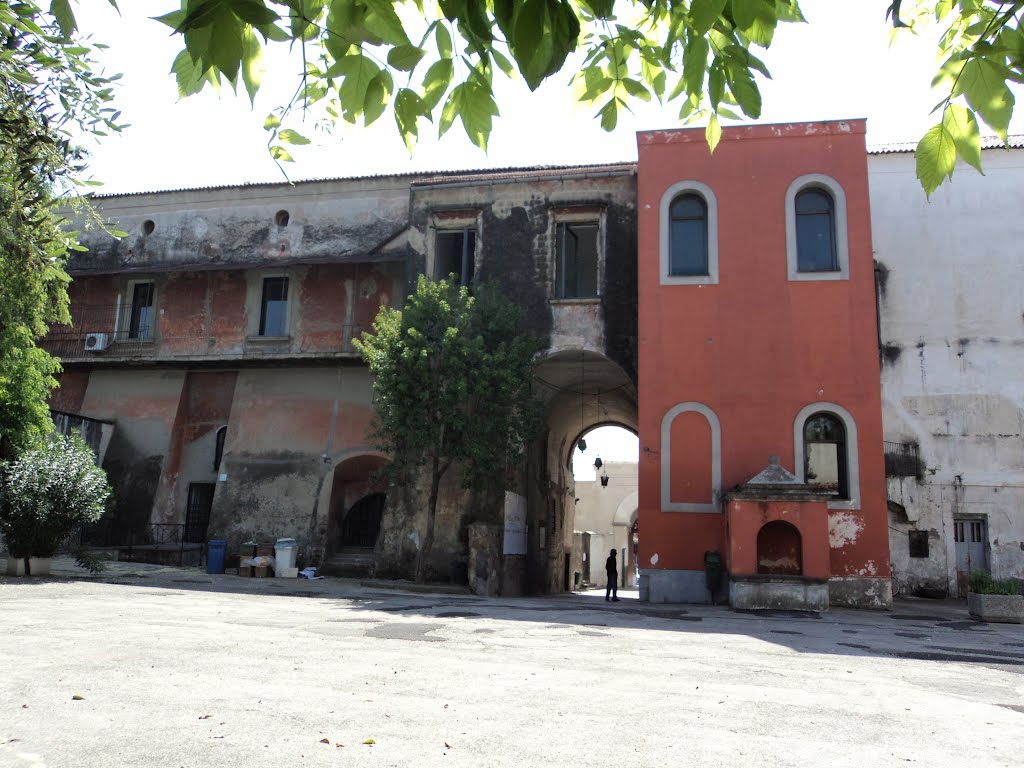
[605,548,619,602]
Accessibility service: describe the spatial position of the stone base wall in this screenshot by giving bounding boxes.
[967,592,1024,623]
[641,569,721,604]
[730,577,829,612]
[828,575,892,609]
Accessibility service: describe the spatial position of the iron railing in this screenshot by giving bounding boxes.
[79,522,203,567]
[883,440,923,478]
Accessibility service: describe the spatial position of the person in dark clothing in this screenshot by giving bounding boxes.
[605,548,619,601]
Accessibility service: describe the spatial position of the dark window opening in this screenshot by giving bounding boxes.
[128,282,155,340]
[213,426,227,472]
[908,529,929,558]
[796,188,838,272]
[668,193,708,276]
[556,222,599,298]
[435,228,476,286]
[259,276,289,336]
[803,412,849,500]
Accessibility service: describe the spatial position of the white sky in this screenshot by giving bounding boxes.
[572,426,639,482]
[72,1,1024,194]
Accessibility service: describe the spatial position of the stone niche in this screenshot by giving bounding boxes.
[724,457,834,612]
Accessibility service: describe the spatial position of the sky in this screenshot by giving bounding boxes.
[71,1,1024,194]
[572,426,639,482]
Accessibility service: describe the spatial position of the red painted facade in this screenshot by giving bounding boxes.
[636,121,890,602]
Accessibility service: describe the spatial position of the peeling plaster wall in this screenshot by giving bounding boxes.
[870,149,1024,592]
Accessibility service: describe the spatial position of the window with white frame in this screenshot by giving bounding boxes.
[658,180,718,285]
[785,174,849,281]
[792,402,860,510]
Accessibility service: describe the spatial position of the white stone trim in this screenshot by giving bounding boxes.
[660,402,722,513]
[792,402,860,510]
[658,180,719,285]
[785,173,849,281]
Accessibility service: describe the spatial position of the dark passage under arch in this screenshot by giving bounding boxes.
[339,492,386,549]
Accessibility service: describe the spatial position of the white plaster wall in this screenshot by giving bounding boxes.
[869,149,1024,592]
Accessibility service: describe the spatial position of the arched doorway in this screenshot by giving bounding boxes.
[339,492,386,549]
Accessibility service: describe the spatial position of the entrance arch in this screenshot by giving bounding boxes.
[340,492,386,548]
[325,454,389,569]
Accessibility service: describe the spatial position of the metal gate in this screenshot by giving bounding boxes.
[953,516,988,596]
[184,483,216,543]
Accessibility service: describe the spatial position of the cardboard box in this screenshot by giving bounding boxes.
[254,565,270,578]
[238,565,253,577]
[255,544,274,557]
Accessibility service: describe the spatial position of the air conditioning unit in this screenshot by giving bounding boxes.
[84,333,109,352]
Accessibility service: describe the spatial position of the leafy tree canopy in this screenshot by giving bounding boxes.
[354,277,544,581]
[91,0,1024,195]
[0,0,122,457]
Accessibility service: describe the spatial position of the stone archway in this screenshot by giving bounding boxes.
[323,453,388,575]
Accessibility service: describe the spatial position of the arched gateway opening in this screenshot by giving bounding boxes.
[523,350,638,596]
[323,454,388,576]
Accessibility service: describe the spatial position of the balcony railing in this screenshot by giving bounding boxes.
[42,303,369,363]
[883,440,923,478]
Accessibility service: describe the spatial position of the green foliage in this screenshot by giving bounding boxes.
[0,435,111,562]
[160,0,1024,194]
[354,277,544,581]
[0,0,124,457]
[968,570,1020,596]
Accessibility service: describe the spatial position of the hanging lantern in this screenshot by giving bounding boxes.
[578,437,587,452]
[593,456,603,470]
[600,470,609,488]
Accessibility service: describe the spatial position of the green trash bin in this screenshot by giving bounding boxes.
[703,550,723,605]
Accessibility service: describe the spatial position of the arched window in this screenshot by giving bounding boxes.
[795,187,837,272]
[669,194,708,277]
[659,180,718,285]
[213,425,227,472]
[803,412,848,499]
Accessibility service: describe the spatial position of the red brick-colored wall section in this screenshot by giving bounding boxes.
[295,264,395,354]
[637,121,888,579]
[725,498,830,579]
[61,276,118,332]
[208,271,248,355]
[50,372,90,414]
[159,272,208,355]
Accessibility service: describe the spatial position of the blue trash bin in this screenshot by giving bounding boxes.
[207,540,227,574]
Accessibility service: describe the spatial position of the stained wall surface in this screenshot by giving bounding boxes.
[870,148,1024,594]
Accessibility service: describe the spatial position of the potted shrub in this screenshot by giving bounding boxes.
[967,571,1023,624]
[0,435,110,576]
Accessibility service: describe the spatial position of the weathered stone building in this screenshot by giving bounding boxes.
[50,165,638,594]
[869,139,1024,596]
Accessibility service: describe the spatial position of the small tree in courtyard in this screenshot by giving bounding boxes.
[355,277,544,583]
[0,434,111,575]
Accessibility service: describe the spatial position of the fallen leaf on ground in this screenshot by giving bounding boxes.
[72,695,85,701]
[445,742,452,749]
[363,739,376,745]
[335,743,344,748]
[21,704,28,708]
[319,738,330,744]
[199,715,212,720]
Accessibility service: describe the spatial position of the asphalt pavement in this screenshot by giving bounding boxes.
[1,557,1022,768]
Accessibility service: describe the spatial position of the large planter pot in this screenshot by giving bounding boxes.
[4,557,54,577]
[968,591,1024,624]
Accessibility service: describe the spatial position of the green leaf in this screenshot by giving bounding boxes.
[725,62,761,118]
[270,145,295,162]
[333,52,382,123]
[226,0,279,25]
[49,0,77,37]
[690,0,726,35]
[621,78,651,101]
[278,128,312,145]
[708,62,724,109]
[395,87,429,151]
[435,23,454,58]
[364,69,393,125]
[421,58,454,109]
[387,45,427,72]
[598,97,618,131]
[942,104,983,174]
[915,123,956,197]
[958,57,1015,141]
[730,0,777,47]
[363,0,412,46]
[241,24,264,104]
[490,48,515,78]
[263,113,282,130]
[706,113,722,153]
[683,33,709,97]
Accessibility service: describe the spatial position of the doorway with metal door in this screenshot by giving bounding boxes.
[184,483,215,543]
[953,516,988,596]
